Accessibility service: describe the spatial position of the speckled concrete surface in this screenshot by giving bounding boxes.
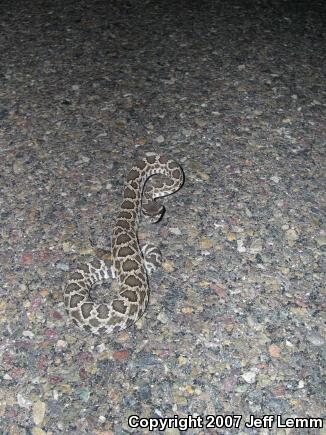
[0,0,325,434]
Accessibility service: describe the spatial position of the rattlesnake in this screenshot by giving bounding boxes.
[64,154,184,334]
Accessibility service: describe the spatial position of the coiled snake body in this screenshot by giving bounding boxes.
[64,155,184,334]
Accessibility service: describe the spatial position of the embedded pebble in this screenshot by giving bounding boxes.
[285,228,299,242]
[241,371,257,384]
[199,237,213,250]
[32,428,47,435]
[166,429,180,435]
[298,380,305,389]
[249,239,263,254]
[315,234,326,247]
[237,239,246,253]
[23,330,35,338]
[55,340,67,350]
[17,394,32,409]
[162,260,175,272]
[269,344,281,358]
[306,333,325,346]
[32,400,46,426]
[157,312,169,324]
[169,227,182,235]
[155,135,165,143]
[194,118,207,127]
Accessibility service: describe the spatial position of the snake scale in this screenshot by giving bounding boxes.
[64,154,184,334]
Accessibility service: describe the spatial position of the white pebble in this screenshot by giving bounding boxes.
[237,240,246,253]
[22,330,34,339]
[169,227,181,235]
[298,380,305,389]
[55,340,67,350]
[155,135,165,143]
[17,393,32,408]
[241,371,256,384]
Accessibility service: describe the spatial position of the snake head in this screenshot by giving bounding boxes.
[142,201,165,223]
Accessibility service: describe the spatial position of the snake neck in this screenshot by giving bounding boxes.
[112,174,147,239]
